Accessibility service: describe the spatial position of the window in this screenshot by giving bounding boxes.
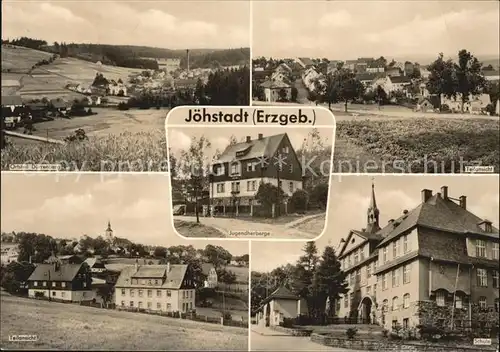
[167,290,172,297]
[347,255,352,266]
[360,247,365,261]
[495,298,499,313]
[52,282,56,287]
[34,281,38,287]
[393,240,399,258]
[403,264,410,284]
[349,273,354,286]
[344,295,348,308]
[130,301,134,307]
[157,290,161,297]
[289,182,294,193]
[216,183,225,193]
[403,318,409,329]
[189,302,193,309]
[61,282,66,288]
[354,250,359,264]
[247,180,257,192]
[279,180,283,189]
[154,280,159,285]
[43,281,47,287]
[366,286,371,295]
[157,302,161,309]
[230,163,240,175]
[121,301,125,306]
[121,289,126,295]
[147,290,152,298]
[373,284,377,297]
[403,294,410,309]
[403,235,409,253]
[231,182,240,193]
[383,247,387,262]
[455,295,462,309]
[382,274,387,290]
[148,280,152,285]
[478,296,487,309]
[349,293,354,303]
[476,239,486,257]
[289,164,293,173]
[138,290,143,297]
[215,165,224,176]
[147,302,152,309]
[83,282,87,288]
[367,264,371,277]
[392,296,399,311]
[246,162,256,172]
[382,299,388,312]
[282,146,289,154]
[493,243,499,260]
[167,303,172,310]
[130,289,135,297]
[493,270,499,289]
[392,269,399,287]
[61,292,66,297]
[436,291,446,307]
[52,291,56,296]
[138,302,143,309]
[477,268,488,287]
[356,270,361,283]
[374,260,378,271]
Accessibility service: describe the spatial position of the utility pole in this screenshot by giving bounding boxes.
[48,270,51,301]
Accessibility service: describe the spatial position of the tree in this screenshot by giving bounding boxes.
[315,246,348,317]
[376,85,388,106]
[408,68,421,80]
[455,49,486,112]
[278,88,288,102]
[316,69,364,112]
[293,242,319,317]
[255,182,285,217]
[218,268,237,285]
[203,245,232,268]
[426,53,458,101]
[310,183,329,209]
[290,189,309,213]
[153,246,168,258]
[96,283,114,305]
[0,261,35,294]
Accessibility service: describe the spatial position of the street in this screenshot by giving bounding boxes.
[174,216,318,239]
[250,331,364,351]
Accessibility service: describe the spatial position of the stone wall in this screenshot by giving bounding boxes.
[310,333,498,351]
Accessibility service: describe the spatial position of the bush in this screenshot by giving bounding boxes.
[346,327,358,339]
[117,102,129,111]
[440,104,450,113]
[309,183,328,209]
[382,328,389,338]
[290,189,309,213]
[485,103,496,116]
[281,318,295,328]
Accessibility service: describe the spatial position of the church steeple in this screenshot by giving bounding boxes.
[105,220,113,242]
[366,179,380,233]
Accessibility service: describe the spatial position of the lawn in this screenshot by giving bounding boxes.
[0,294,247,350]
[334,118,500,173]
[293,214,327,236]
[173,220,226,238]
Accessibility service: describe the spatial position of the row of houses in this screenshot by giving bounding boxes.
[254,184,499,331]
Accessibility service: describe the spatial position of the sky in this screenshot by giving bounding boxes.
[168,127,334,161]
[0,172,248,256]
[251,175,500,272]
[1,0,249,49]
[252,0,500,61]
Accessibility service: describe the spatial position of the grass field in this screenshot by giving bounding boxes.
[2,45,53,71]
[0,294,247,350]
[174,220,226,238]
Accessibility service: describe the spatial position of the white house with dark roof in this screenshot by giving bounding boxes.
[209,133,304,216]
[254,286,307,327]
[201,263,218,288]
[261,79,292,102]
[335,182,499,331]
[114,263,196,313]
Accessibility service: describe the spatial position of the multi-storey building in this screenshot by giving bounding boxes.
[114,263,196,313]
[209,133,303,216]
[337,183,499,331]
[27,262,93,302]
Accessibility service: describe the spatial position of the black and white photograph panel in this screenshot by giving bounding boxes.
[0,173,249,351]
[168,126,334,240]
[1,0,250,171]
[252,0,500,174]
[250,175,499,351]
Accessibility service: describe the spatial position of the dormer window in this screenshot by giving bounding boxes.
[479,220,493,233]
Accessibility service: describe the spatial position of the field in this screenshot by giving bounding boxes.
[2,45,53,72]
[0,294,247,350]
[334,118,500,173]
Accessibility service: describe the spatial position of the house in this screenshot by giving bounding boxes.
[302,67,321,91]
[441,93,490,113]
[201,263,218,288]
[386,67,402,77]
[26,103,48,119]
[254,287,306,327]
[114,263,196,313]
[469,94,491,114]
[49,99,69,115]
[371,75,411,96]
[108,81,127,96]
[404,62,415,76]
[1,95,24,112]
[295,57,314,69]
[261,79,292,102]
[415,97,435,113]
[275,63,292,75]
[356,73,379,88]
[27,262,93,302]
[483,70,500,82]
[45,255,83,265]
[270,71,288,83]
[335,183,499,331]
[0,245,19,265]
[209,133,303,216]
[85,257,107,273]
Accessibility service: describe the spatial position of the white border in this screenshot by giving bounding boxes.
[249,0,253,107]
[164,105,336,242]
[247,239,252,351]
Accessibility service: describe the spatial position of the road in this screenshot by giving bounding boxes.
[250,331,363,351]
[174,216,318,240]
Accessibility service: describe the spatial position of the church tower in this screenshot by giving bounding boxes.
[105,220,113,242]
[366,180,380,234]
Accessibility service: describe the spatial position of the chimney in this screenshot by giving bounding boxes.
[166,262,171,273]
[403,210,408,215]
[246,136,251,143]
[441,186,448,199]
[421,189,432,203]
[388,219,395,224]
[459,196,467,210]
[258,133,263,140]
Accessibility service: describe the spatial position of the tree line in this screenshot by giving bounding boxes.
[251,242,347,321]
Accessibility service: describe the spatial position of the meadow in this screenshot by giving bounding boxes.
[0,294,247,350]
[2,45,53,72]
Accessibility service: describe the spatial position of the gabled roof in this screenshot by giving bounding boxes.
[201,263,215,275]
[262,286,298,305]
[261,79,291,89]
[215,133,287,163]
[377,194,499,248]
[1,95,23,106]
[338,229,383,258]
[355,73,379,82]
[115,264,188,289]
[297,57,314,66]
[27,263,83,282]
[389,76,411,84]
[85,257,106,268]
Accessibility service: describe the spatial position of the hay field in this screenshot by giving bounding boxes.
[1,45,53,71]
[0,294,247,350]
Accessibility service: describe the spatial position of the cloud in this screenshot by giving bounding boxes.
[39,3,86,23]
[319,10,353,28]
[169,129,192,152]
[269,18,292,32]
[121,199,170,220]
